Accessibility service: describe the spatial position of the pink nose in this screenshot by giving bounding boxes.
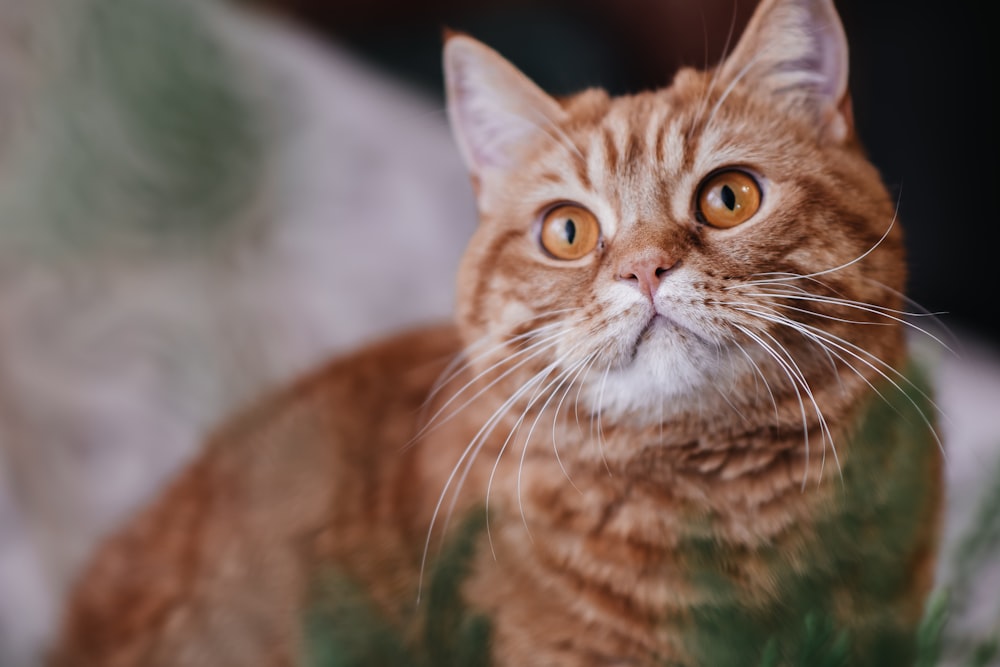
[617,253,678,300]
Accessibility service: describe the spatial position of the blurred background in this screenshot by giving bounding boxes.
[0,0,996,665]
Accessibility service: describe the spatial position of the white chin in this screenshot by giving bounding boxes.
[585,330,729,421]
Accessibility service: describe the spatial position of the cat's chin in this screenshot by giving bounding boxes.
[584,318,736,423]
[637,313,678,343]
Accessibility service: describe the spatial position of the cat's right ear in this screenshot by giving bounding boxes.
[717,0,853,144]
[444,34,566,185]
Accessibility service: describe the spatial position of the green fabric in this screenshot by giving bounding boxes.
[0,0,262,256]
[304,512,492,667]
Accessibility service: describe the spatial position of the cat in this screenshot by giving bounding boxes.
[49,0,943,665]
[0,0,472,664]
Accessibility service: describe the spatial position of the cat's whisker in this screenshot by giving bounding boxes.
[733,309,847,482]
[734,323,833,488]
[478,369,555,558]
[422,317,560,411]
[858,276,963,354]
[688,0,742,142]
[573,349,603,432]
[724,298,844,384]
[418,339,573,598]
[513,348,593,537]
[726,278,960,404]
[427,360,557,591]
[857,277,951,317]
[408,326,569,448]
[735,274,882,322]
[738,274,938,330]
[733,340,781,428]
[702,49,766,138]
[735,274,886,313]
[743,290,910,320]
[712,371,751,425]
[738,271,842,292]
[483,352,587,552]
[742,307,949,461]
[487,384,550,551]
[549,352,599,494]
[766,206,901,289]
[758,325,839,485]
[736,304,948,475]
[417,335,501,428]
[593,362,614,476]
[492,105,586,168]
[420,312,577,415]
[729,297,952,427]
[776,329,913,479]
[733,289,958,355]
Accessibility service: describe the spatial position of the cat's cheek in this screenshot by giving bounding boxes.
[497,300,536,333]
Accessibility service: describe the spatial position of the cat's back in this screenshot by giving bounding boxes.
[50,323,463,667]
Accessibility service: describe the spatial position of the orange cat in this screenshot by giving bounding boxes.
[52,0,941,665]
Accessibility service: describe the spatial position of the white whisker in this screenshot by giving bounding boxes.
[493,104,586,167]
[417,321,578,599]
[732,289,957,355]
[740,203,900,289]
[513,349,592,534]
[734,323,834,488]
[735,306,947,468]
[483,350,586,552]
[422,311,580,410]
[689,0,742,140]
[703,49,765,136]
[549,352,598,494]
[593,363,614,475]
[733,340,781,427]
[408,326,568,447]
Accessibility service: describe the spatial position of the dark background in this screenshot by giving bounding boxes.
[248,0,996,342]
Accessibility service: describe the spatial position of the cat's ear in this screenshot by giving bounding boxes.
[444,34,567,182]
[719,0,852,143]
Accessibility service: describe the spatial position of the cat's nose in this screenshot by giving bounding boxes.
[617,253,678,300]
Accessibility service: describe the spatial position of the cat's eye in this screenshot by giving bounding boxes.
[539,204,601,260]
[696,170,762,228]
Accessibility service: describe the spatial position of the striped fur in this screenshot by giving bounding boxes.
[51,1,941,665]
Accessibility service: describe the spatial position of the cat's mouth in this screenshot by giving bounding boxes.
[638,314,674,342]
[630,313,692,357]
[630,310,706,356]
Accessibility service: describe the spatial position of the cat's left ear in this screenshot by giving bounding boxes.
[444,33,568,185]
[719,0,853,143]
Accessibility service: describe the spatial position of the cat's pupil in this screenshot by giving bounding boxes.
[721,185,736,211]
[565,219,577,244]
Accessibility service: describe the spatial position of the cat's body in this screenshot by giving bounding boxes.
[52,0,942,664]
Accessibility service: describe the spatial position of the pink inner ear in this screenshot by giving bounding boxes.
[812,11,850,104]
[718,0,849,129]
[444,36,566,176]
[452,84,538,170]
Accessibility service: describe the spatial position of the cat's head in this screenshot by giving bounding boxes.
[444,0,905,428]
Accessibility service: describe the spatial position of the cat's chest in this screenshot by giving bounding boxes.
[450,448,821,666]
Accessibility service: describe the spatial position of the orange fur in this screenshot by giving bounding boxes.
[51,1,941,664]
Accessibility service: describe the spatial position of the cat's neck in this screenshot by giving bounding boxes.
[402,347,892,563]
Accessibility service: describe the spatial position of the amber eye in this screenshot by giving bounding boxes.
[539,204,601,260]
[696,170,762,228]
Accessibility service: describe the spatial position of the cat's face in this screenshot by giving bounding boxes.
[445,0,906,426]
